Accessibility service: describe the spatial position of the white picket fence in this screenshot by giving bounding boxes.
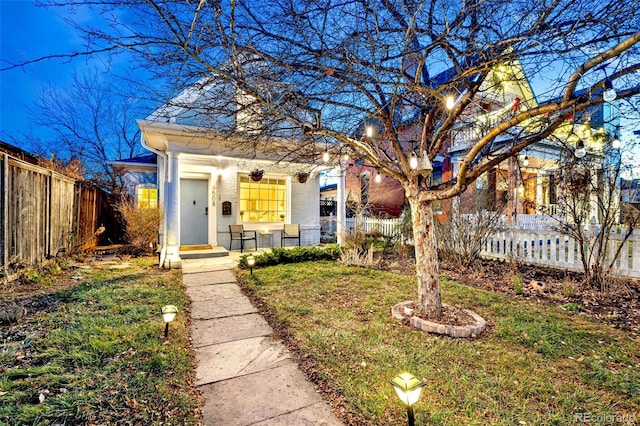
[344,217,403,237]
[480,228,640,279]
[337,216,640,279]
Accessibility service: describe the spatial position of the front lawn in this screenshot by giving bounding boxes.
[239,261,640,425]
[0,257,200,425]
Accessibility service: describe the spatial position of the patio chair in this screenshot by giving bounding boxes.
[281,224,301,247]
[229,225,257,253]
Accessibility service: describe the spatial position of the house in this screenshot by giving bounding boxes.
[333,59,619,227]
[120,79,331,268]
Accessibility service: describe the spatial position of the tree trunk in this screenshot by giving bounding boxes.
[409,195,442,318]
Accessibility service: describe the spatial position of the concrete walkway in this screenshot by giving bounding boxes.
[182,254,344,426]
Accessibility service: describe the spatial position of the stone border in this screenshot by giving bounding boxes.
[391,301,487,338]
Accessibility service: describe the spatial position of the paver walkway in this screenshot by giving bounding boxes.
[182,256,343,426]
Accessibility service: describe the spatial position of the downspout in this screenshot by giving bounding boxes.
[140,133,169,268]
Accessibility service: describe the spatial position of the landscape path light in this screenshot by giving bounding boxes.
[390,372,426,426]
[161,305,178,338]
[247,255,256,275]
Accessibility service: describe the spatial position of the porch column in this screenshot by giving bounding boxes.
[336,164,346,245]
[164,151,182,268]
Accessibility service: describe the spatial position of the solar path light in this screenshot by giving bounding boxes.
[390,372,426,426]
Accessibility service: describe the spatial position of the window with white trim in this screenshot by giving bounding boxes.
[238,176,286,222]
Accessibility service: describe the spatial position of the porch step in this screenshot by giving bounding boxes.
[179,246,229,259]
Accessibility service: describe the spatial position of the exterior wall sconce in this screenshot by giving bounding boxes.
[390,372,426,426]
[322,150,330,163]
[247,255,256,275]
[523,154,529,167]
[161,305,178,338]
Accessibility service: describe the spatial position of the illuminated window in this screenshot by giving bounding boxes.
[238,176,286,222]
[137,187,158,208]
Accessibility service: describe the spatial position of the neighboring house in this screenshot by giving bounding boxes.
[110,154,158,208]
[338,59,619,226]
[118,79,329,268]
[444,60,620,225]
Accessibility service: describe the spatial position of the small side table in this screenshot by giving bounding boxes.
[260,232,274,248]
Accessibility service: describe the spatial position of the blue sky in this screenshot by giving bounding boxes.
[1,1,637,176]
[0,0,107,145]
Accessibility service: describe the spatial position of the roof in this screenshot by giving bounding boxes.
[109,154,157,169]
[112,154,157,165]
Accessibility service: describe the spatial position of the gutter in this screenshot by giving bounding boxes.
[140,131,169,268]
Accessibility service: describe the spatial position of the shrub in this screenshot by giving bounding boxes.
[513,275,524,295]
[116,199,162,255]
[239,246,340,268]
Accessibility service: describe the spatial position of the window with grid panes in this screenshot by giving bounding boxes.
[238,176,286,222]
[137,187,158,208]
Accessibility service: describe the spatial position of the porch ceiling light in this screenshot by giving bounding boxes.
[161,305,178,338]
[390,372,426,426]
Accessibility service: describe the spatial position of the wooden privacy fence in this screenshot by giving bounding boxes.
[1,153,106,272]
[480,228,640,279]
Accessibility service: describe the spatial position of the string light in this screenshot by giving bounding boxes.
[445,96,455,110]
[409,152,419,170]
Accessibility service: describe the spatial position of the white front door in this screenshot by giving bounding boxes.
[180,178,209,246]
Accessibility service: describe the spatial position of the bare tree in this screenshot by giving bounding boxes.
[26,69,145,190]
[22,0,640,318]
[552,134,640,289]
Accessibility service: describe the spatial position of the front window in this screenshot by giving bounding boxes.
[137,187,158,208]
[238,176,286,222]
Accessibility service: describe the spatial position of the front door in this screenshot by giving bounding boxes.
[180,178,209,246]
